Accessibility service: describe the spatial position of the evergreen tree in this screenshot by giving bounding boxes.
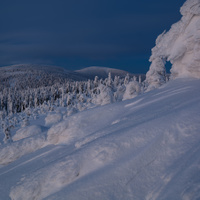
[124,74,130,85]
[145,57,166,91]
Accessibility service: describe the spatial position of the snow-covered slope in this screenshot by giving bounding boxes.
[0,78,200,200]
[146,0,200,90]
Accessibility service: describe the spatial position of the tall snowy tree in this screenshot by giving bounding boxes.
[145,57,166,91]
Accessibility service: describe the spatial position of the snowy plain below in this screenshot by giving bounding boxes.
[0,78,200,200]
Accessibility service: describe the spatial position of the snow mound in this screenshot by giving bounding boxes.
[10,157,80,200]
[47,105,119,145]
[45,113,63,126]
[146,0,200,90]
[0,134,47,165]
[13,125,45,141]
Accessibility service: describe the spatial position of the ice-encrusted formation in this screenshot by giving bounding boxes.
[146,0,200,90]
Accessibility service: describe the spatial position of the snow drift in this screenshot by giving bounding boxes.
[146,0,200,90]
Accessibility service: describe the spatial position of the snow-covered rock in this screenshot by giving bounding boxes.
[146,0,200,90]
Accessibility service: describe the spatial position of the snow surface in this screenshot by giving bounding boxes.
[0,78,200,200]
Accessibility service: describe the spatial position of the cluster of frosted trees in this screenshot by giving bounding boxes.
[0,66,71,92]
[0,73,143,143]
[0,73,143,117]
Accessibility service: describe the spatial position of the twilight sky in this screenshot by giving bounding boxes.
[0,0,184,73]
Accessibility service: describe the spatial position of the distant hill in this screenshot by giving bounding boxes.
[76,66,145,80]
[0,64,84,90]
[76,66,129,79]
[0,64,145,91]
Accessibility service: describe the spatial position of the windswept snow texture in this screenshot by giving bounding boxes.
[0,78,199,200]
[146,0,200,89]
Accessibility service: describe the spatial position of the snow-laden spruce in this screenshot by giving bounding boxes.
[145,0,200,90]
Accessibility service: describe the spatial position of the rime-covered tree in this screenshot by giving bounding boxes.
[145,57,166,91]
[124,74,130,85]
[123,80,141,100]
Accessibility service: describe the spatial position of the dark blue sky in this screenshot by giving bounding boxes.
[0,0,184,73]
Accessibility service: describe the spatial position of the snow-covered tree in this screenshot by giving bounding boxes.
[139,75,142,84]
[123,80,141,100]
[2,120,13,143]
[124,74,130,85]
[145,0,200,91]
[106,72,113,88]
[145,57,166,91]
